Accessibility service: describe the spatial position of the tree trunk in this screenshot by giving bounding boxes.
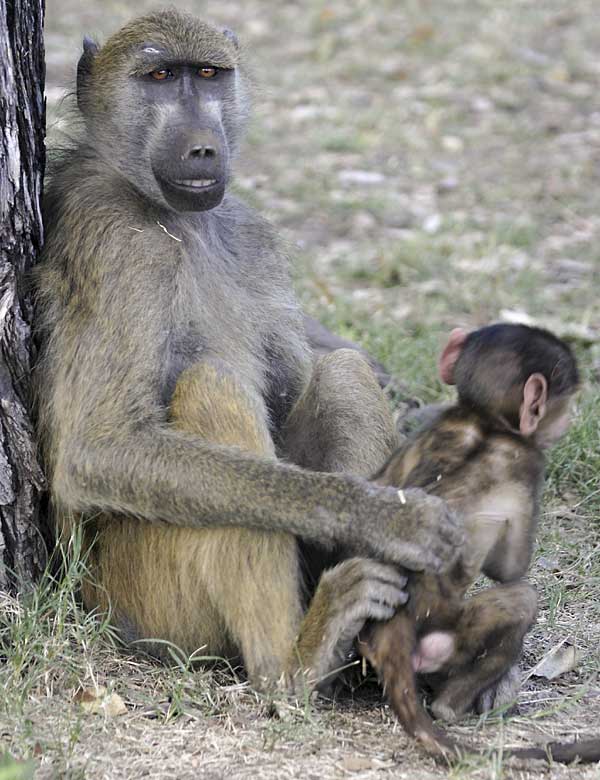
[0,0,46,592]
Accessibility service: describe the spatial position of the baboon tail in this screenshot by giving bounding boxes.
[506,737,600,765]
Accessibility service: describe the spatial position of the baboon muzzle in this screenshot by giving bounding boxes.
[152,128,228,212]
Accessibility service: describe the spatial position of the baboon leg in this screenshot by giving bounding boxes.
[170,362,305,684]
[277,350,410,689]
[280,348,399,477]
[430,582,537,721]
[85,362,302,685]
[280,348,399,586]
[85,517,302,686]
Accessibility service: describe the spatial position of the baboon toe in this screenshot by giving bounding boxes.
[431,700,458,723]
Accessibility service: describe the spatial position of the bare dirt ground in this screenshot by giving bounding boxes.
[3,0,599,778]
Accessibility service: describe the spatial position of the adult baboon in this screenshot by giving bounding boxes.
[35,10,462,692]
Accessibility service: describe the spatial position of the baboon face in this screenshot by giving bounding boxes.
[136,60,234,212]
[77,10,245,212]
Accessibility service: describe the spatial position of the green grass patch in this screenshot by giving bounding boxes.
[0,533,117,717]
[547,388,600,515]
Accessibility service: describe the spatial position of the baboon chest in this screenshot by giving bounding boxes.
[162,255,293,416]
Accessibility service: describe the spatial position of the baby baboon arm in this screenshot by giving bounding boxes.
[481,498,538,582]
[375,409,484,490]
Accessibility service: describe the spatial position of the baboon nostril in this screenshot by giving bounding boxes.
[188,145,216,159]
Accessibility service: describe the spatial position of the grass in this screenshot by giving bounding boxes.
[2,332,598,780]
[0,537,268,778]
[10,0,600,777]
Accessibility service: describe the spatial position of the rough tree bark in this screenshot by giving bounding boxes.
[0,0,46,592]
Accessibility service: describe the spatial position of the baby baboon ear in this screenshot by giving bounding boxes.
[77,36,100,112]
[438,328,468,385]
[519,373,547,436]
[222,28,240,49]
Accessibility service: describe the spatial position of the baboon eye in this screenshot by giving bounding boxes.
[150,69,172,81]
[198,67,217,78]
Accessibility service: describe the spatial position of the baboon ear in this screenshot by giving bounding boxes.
[222,28,240,48]
[438,328,468,385]
[519,373,548,436]
[77,36,100,111]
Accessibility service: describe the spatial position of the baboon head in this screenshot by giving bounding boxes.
[440,323,579,445]
[77,10,247,212]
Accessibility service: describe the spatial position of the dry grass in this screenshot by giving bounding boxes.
[3,0,598,777]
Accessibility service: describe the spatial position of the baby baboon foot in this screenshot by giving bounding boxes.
[431,699,459,723]
[313,557,408,685]
[430,681,475,722]
[475,664,521,714]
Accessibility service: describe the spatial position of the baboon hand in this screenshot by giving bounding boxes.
[360,486,464,573]
[298,558,408,688]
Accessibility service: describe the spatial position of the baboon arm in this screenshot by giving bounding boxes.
[39,216,461,571]
[481,512,535,582]
[55,428,358,543]
[52,426,461,572]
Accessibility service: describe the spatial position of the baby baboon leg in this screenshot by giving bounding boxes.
[280,349,398,477]
[431,582,537,721]
[475,663,521,714]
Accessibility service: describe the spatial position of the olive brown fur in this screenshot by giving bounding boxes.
[34,9,462,693]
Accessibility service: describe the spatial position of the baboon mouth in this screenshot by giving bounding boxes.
[172,178,217,189]
[156,173,226,211]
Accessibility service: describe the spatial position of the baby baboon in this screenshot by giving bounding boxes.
[359,324,598,763]
[34,10,463,694]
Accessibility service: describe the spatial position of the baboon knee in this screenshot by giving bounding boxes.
[309,349,398,474]
[313,348,380,392]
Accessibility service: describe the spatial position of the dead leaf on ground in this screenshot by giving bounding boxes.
[338,755,377,773]
[529,641,580,680]
[74,685,128,717]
